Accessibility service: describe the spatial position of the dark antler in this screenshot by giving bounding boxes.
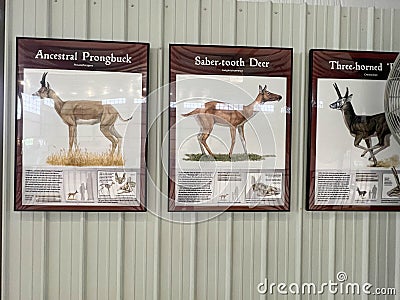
[391,166,400,187]
[333,83,342,98]
[40,72,48,87]
[345,87,349,98]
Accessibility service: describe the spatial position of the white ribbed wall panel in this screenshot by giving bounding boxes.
[2,1,400,300]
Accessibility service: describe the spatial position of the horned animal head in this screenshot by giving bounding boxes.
[258,84,282,103]
[32,72,52,99]
[115,172,126,184]
[329,83,353,110]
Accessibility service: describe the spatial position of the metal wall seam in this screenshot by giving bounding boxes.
[116,214,124,300]
[2,0,19,296]
[78,213,86,300]
[151,46,164,300]
[325,6,339,299]
[292,4,307,299]
[222,0,237,297]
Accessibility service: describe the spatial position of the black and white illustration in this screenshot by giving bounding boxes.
[246,172,282,201]
[382,167,400,199]
[97,171,137,200]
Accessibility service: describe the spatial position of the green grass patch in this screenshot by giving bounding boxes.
[183,153,275,162]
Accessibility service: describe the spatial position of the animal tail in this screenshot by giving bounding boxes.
[118,114,133,122]
[181,108,201,117]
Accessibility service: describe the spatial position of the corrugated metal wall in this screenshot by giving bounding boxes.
[2,1,400,299]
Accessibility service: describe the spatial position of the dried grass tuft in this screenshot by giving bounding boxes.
[46,147,124,166]
[372,155,399,168]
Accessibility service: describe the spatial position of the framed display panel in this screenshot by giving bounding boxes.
[307,49,400,211]
[169,44,292,212]
[15,37,148,211]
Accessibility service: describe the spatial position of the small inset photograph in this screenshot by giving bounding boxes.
[351,172,379,201]
[63,170,97,202]
[212,171,247,203]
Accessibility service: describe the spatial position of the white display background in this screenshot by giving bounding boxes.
[175,74,287,170]
[22,69,143,168]
[316,78,400,170]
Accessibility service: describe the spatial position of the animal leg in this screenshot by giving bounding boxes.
[110,125,123,155]
[229,126,237,158]
[100,125,118,155]
[354,137,370,153]
[238,125,247,155]
[364,138,377,166]
[68,125,77,153]
[194,115,216,157]
[360,137,372,157]
[200,131,215,157]
[372,133,391,157]
[197,132,206,155]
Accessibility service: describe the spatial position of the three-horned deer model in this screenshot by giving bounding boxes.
[182,85,282,158]
[33,72,133,156]
[329,83,391,167]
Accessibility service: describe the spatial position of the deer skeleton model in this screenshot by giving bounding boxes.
[33,72,133,156]
[329,83,391,167]
[182,85,282,158]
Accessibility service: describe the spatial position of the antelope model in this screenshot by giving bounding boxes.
[329,83,391,167]
[182,85,282,158]
[33,72,133,156]
[67,190,78,200]
[356,187,367,198]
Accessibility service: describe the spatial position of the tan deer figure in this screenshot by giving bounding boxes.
[33,72,132,156]
[182,85,282,158]
[67,190,78,200]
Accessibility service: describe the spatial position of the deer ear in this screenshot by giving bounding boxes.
[259,85,262,93]
[264,85,267,91]
[347,94,353,102]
